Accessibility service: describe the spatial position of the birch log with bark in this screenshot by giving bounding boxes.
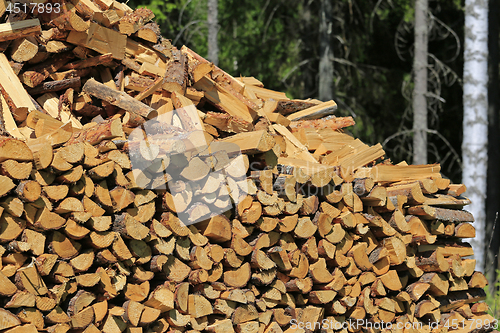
[412,0,428,165]
[463,0,489,272]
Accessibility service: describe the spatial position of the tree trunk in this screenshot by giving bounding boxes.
[318,0,333,101]
[412,0,428,165]
[486,0,499,287]
[463,0,489,272]
[207,0,219,66]
[300,1,315,98]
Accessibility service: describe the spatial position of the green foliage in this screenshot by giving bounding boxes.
[485,269,500,320]
[217,0,303,98]
[133,0,174,21]
[127,0,207,49]
[403,6,415,22]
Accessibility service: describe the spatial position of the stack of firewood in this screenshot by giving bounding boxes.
[0,1,496,333]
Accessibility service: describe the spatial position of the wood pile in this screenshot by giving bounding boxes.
[0,1,495,333]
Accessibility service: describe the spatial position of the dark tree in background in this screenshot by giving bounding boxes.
[207,0,219,65]
[318,0,334,101]
[486,0,500,291]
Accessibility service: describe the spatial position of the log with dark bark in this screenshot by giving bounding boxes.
[27,77,81,95]
[83,78,158,119]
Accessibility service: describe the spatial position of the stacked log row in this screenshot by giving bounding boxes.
[0,133,493,333]
[0,1,496,333]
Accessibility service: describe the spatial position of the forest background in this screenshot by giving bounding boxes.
[127,0,500,314]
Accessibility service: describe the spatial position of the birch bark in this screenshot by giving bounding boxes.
[412,0,428,165]
[463,0,489,272]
